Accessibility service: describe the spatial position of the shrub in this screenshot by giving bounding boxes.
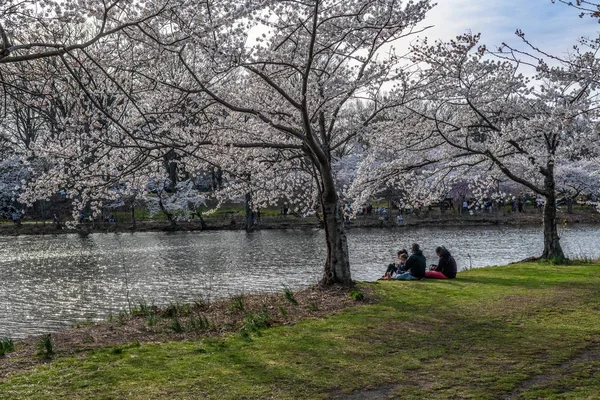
[348,290,364,301]
[130,301,153,317]
[117,311,128,325]
[193,297,207,311]
[170,318,184,333]
[147,314,157,326]
[283,286,298,305]
[0,337,15,357]
[36,334,53,359]
[229,295,245,312]
[279,306,288,317]
[239,309,270,340]
[188,315,211,332]
[164,303,179,318]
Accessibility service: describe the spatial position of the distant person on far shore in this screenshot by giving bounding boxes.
[517,198,524,213]
[425,246,457,279]
[396,214,404,226]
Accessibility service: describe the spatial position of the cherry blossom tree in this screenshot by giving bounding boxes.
[1,0,196,218]
[556,161,600,213]
[0,0,171,64]
[126,0,434,285]
[551,0,600,18]
[145,178,206,227]
[354,32,600,261]
[12,0,434,286]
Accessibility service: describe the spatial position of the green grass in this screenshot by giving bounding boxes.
[112,209,154,222]
[2,262,600,399]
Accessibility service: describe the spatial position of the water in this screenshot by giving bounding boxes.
[1,224,599,338]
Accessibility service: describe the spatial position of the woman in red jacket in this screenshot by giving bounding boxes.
[425,246,457,279]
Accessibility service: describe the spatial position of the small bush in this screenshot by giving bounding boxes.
[170,318,184,333]
[239,309,270,340]
[279,306,288,317]
[193,297,207,310]
[570,254,594,264]
[188,315,211,332]
[75,319,96,328]
[147,314,157,326]
[130,301,153,317]
[348,290,364,301]
[117,312,128,326]
[0,337,15,357]
[164,304,179,318]
[283,286,298,305]
[178,304,192,315]
[550,255,568,265]
[36,334,53,359]
[229,295,245,312]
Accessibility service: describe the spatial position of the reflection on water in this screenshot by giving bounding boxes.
[1,224,599,338]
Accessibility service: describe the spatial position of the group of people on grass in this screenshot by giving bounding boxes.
[380,243,457,281]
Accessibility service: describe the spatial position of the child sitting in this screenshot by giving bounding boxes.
[381,251,408,280]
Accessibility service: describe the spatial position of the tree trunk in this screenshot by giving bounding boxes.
[319,189,352,286]
[131,203,136,229]
[195,209,208,230]
[541,168,564,261]
[158,197,177,229]
[212,167,223,191]
[244,192,255,232]
[163,150,179,189]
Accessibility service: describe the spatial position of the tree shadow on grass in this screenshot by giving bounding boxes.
[452,275,599,291]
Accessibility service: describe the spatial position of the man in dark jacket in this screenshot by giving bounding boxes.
[393,243,426,280]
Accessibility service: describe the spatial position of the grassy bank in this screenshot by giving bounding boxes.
[1,262,600,399]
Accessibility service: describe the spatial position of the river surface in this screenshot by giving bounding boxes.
[1,224,600,338]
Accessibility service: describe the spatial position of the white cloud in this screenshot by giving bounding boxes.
[417,0,600,55]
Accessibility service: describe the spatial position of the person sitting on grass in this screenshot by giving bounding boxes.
[381,251,408,280]
[425,246,457,279]
[393,243,426,281]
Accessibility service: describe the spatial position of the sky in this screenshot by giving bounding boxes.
[416,0,600,57]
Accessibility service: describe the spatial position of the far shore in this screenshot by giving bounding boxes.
[1,206,600,236]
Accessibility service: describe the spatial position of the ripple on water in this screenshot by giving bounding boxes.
[1,225,599,338]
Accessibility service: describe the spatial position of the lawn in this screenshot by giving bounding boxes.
[1,262,599,399]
